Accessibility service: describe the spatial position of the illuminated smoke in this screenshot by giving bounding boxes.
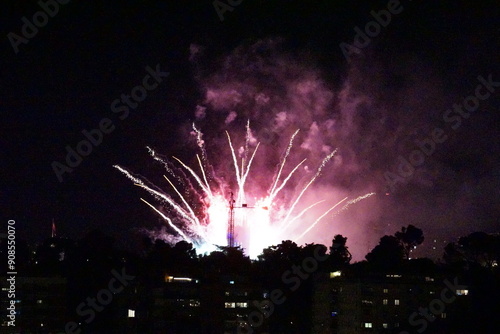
[114,125,373,258]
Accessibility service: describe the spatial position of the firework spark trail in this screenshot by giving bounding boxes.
[140,198,194,243]
[114,164,167,198]
[269,158,307,203]
[280,199,325,232]
[269,129,300,197]
[196,154,211,195]
[148,147,186,186]
[333,193,376,216]
[244,120,251,172]
[172,156,212,197]
[135,182,198,226]
[281,149,338,228]
[114,165,198,227]
[226,131,241,183]
[226,130,255,205]
[163,175,202,229]
[226,131,243,205]
[192,124,214,182]
[192,124,207,157]
[294,197,349,242]
[116,125,375,258]
[241,142,260,191]
[237,141,260,207]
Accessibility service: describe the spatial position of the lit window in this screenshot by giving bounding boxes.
[441,313,447,319]
[330,271,342,278]
[363,322,372,328]
[238,321,249,328]
[36,300,43,304]
[189,300,200,307]
[430,291,435,295]
[425,277,435,282]
[229,281,235,284]
[383,299,388,305]
[382,323,388,328]
[225,302,236,309]
[394,299,400,305]
[456,289,468,296]
[383,288,388,293]
[165,275,193,283]
[362,300,373,305]
[173,277,193,282]
[331,311,338,317]
[236,302,248,308]
[128,309,135,318]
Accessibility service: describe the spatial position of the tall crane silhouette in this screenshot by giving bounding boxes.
[227,192,236,247]
[227,192,268,247]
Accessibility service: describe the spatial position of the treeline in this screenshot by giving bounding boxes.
[1,226,499,333]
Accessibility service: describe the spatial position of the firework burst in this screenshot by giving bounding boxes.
[114,124,374,258]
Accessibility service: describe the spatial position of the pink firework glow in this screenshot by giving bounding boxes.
[114,122,374,258]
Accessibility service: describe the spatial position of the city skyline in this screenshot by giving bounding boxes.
[2,0,499,262]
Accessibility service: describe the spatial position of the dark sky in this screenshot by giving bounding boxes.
[2,0,499,259]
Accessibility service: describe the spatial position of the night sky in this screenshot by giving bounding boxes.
[2,0,499,260]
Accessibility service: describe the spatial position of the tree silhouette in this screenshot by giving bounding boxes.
[199,245,251,278]
[256,240,323,333]
[258,240,302,265]
[329,234,352,269]
[444,232,500,269]
[365,235,405,269]
[395,224,424,259]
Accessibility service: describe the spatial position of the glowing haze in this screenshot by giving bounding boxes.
[114,38,386,259]
[114,123,374,258]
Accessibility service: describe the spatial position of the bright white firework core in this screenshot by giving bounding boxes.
[114,124,375,258]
